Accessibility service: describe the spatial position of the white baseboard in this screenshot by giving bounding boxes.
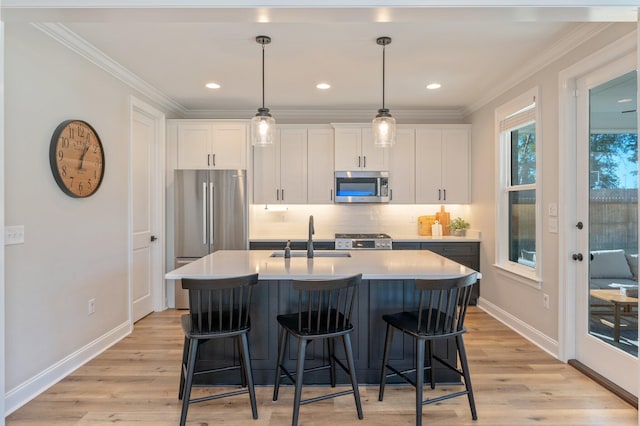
[477,297,559,358]
[4,321,132,415]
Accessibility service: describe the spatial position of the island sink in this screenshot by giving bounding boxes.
[270,251,351,258]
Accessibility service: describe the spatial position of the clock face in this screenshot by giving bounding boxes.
[49,120,105,198]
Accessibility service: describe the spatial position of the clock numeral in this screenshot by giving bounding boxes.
[78,182,84,194]
[61,165,67,177]
[93,170,97,179]
[69,127,74,139]
[69,176,74,187]
[58,150,63,161]
[61,137,69,148]
[93,144,98,154]
[87,179,92,190]
[77,126,85,137]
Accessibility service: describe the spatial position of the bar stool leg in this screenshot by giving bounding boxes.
[328,338,337,387]
[239,333,258,419]
[457,335,477,420]
[180,338,199,426]
[292,338,308,426]
[237,337,247,388]
[178,336,189,400]
[343,334,363,419]
[378,323,394,402]
[415,339,425,426]
[273,327,288,401]
[427,340,435,390]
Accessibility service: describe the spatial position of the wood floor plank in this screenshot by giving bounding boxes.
[6,307,638,425]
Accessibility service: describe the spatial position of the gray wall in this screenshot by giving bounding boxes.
[4,23,172,403]
[468,23,636,343]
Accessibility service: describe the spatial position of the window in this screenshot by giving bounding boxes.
[495,87,541,285]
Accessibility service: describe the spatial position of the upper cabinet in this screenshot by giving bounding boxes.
[253,127,308,204]
[174,121,247,170]
[388,128,416,204]
[307,128,335,204]
[333,126,388,171]
[415,125,471,204]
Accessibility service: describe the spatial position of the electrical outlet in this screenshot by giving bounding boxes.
[5,225,25,245]
[543,294,550,310]
[88,298,96,315]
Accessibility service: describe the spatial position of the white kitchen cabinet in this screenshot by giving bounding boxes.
[253,128,308,204]
[334,126,388,171]
[388,128,416,203]
[307,128,335,204]
[175,121,247,170]
[415,125,470,204]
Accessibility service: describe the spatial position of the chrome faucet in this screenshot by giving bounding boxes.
[307,215,315,258]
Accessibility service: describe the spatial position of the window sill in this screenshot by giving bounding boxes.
[493,262,542,289]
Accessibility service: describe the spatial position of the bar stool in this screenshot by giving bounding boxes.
[272,274,364,426]
[378,273,478,426]
[178,274,259,426]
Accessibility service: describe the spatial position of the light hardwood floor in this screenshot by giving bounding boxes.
[7,307,638,425]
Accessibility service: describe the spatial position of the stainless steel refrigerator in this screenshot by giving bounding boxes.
[174,169,248,308]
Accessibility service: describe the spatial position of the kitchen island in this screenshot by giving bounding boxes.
[166,250,480,385]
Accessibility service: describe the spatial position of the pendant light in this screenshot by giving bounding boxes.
[251,35,276,146]
[372,36,396,147]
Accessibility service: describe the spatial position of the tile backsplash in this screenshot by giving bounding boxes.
[249,204,472,239]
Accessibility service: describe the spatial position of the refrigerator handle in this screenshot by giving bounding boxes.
[209,182,214,245]
[202,181,207,245]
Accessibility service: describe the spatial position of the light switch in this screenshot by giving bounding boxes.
[548,218,558,234]
[5,225,25,245]
[548,202,558,217]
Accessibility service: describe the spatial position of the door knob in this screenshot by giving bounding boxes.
[576,221,584,229]
[150,235,158,242]
[572,253,583,261]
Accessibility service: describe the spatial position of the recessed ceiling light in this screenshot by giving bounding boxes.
[205,82,221,89]
[426,83,441,90]
[617,98,633,103]
[316,83,331,90]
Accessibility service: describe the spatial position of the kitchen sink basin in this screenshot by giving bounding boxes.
[270,251,351,258]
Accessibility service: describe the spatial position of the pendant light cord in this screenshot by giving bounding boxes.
[382,43,386,110]
[261,43,265,110]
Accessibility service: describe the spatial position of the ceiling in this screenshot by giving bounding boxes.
[3,3,638,120]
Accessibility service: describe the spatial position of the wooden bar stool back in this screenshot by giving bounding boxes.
[273,273,364,426]
[178,274,259,426]
[378,273,478,426]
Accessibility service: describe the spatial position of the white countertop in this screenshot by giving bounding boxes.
[166,250,480,281]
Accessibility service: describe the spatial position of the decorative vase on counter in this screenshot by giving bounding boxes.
[453,229,466,237]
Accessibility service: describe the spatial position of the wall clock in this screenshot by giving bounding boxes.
[49,120,105,198]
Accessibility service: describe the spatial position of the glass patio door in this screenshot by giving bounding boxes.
[575,57,638,396]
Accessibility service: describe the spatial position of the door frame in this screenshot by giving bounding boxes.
[128,96,166,321]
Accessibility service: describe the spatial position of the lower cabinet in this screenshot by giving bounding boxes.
[195,279,460,385]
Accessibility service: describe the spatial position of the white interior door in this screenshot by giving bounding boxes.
[130,103,163,323]
[575,54,638,396]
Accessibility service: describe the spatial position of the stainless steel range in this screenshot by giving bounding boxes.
[335,233,392,250]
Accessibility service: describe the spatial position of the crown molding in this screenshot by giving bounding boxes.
[32,22,187,116]
[464,22,613,116]
[184,107,466,123]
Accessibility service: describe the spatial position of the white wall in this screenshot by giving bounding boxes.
[3,23,172,413]
[469,22,636,352]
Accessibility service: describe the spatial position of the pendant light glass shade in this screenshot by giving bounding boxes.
[373,36,396,147]
[252,35,275,146]
[251,108,276,146]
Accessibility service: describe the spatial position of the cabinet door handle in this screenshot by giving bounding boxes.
[207,154,211,167]
[358,156,361,168]
[330,189,333,201]
[276,189,279,201]
[363,156,367,168]
[443,189,446,200]
[281,188,284,201]
[390,189,393,201]
[212,153,216,167]
[438,189,441,200]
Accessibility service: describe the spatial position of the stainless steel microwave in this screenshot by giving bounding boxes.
[334,171,390,203]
